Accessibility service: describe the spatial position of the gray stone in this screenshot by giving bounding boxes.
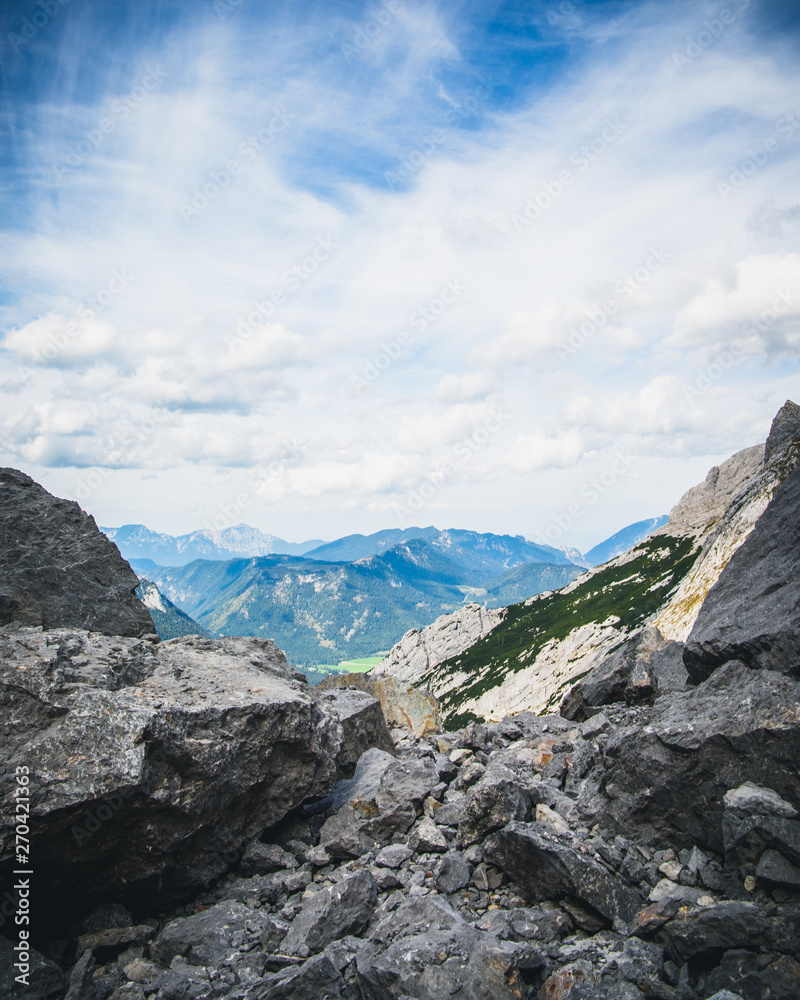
[756,848,800,887]
[0,629,386,908]
[703,949,800,1000]
[241,842,299,876]
[655,900,769,963]
[458,765,531,845]
[280,870,378,957]
[107,986,147,1000]
[247,953,345,999]
[684,461,800,682]
[485,822,643,929]
[598,661,800,852]
[312,687,395,773]
[723,781,798,818]
[77,924,154,953]
[260,915,291,953]
[374,844,412,869]
[355,895,539,1000]
[432,797,467,827]
[64,950,95,1000]
[0,467,153,637]
[318,672,442,738]
[435,852,471,893]
[408,816,448,853]
[562,628,679,720]
[723,813,800,866]
[150,900,269,968]
[317,752,440,853]
[0,935,66,1000]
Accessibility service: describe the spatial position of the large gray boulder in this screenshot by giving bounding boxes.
[597,661,800,852]
[684,463,800,682]
[0,468,152,637]
[0,627,392,908]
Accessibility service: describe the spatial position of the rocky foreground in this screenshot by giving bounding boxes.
[3,639,799,1000]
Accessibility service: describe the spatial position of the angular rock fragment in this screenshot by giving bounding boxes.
[458,765,532,845]
[0,935,65,1000]
[756,849,800,888]
[598,661,800,852]
[655,900,769,963]
[435,851,472,894]
[485,822,643,928]
[280,871,378,957]
[355,895,540,1000]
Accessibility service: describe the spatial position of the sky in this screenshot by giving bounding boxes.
[1,0,799,551]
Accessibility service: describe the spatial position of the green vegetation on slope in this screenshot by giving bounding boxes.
[429,533,699,723]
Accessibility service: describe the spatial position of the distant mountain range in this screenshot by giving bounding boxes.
[583,516,669,567]
[116,519,666,668]
[102,523,323,566]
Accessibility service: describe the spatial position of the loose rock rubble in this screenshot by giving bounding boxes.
[7,686,798,1000]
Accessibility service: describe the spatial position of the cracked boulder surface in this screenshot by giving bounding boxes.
[0,627,393,919]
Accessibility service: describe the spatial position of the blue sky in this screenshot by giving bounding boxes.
[1,0,799,549]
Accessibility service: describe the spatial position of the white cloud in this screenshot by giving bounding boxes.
[505,429,587,474]
[1,1,799,540]
[672,253,800,356]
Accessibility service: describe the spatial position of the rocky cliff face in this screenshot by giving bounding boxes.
[370,602,505,685]
[683,461,800,682]
[653,400,800,643]
[381,401,800,725]
[0,468,153,637]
